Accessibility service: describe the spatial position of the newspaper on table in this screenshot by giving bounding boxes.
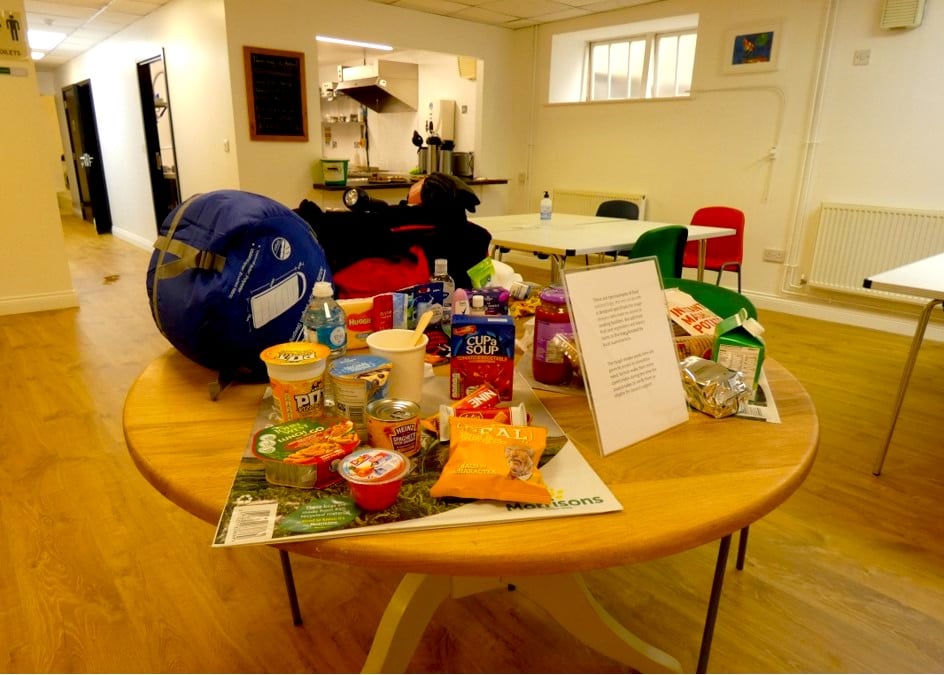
[212,372,621,548]
[735,369,781,423]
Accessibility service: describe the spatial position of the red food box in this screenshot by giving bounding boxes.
[449,314,516,400]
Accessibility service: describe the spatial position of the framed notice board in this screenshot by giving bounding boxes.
[243,46,309,141]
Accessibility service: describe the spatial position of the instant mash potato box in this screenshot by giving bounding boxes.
[449,314,515,401]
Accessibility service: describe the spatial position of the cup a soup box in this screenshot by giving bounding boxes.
[449,314,515,401]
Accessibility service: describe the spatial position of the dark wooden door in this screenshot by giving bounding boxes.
[62,81,112,234]
[137,52,180,231]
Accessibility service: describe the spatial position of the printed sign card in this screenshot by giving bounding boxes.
[562,260,689,456]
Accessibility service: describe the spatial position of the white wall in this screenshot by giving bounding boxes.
[12,0,942,336]
[222,0,520,213]
[518,0,944,338]
[0,0,76,315]
[54,0,238,249]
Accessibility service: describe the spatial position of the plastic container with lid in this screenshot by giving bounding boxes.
[259,342,331,420]
[338,448,410,511]
[532,286,574,385]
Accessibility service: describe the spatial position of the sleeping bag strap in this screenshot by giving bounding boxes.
[150,194,211,335]
[152,236,227,277]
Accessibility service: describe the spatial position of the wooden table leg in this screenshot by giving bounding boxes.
[361,573,682,674]
[362,574,453,673]
[513,573,682,673]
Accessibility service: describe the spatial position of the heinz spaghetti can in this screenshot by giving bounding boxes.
[366,399,421,457]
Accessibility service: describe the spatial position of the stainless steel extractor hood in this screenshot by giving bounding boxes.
[335,60,418,113]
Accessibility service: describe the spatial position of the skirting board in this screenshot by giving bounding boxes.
[503,251,944,344]
[750,292,944,343]
[0,289,79,316]
[113,227,154,251]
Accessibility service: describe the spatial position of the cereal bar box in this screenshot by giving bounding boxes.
[449,314,516,401]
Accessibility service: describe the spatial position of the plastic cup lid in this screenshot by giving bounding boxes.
[339,448,408,485]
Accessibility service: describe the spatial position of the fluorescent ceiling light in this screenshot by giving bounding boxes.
[32,51,46,60]
[28,29,66,51]
[316,35,392,51]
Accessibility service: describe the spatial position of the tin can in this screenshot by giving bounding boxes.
[366,399,421,457]
[329,355,392,441]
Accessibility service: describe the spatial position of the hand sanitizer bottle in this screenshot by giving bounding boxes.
[539,191,552,224]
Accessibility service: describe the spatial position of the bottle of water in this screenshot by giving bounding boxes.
[540,190,552,223]
[430,258,455,332]
[304,281,347,407]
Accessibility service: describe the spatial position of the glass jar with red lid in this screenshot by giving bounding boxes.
[532,286,574,385]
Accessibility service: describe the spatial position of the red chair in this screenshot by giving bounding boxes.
[682,206,745,292]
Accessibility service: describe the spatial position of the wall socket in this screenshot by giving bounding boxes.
[763,248,786,263]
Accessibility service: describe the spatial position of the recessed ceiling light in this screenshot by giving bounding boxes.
[28,29,66,51]
[316,35,392,51]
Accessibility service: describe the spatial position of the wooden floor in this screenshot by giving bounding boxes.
[2,214,943,673]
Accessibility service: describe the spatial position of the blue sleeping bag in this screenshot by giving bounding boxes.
[147,189,331,382]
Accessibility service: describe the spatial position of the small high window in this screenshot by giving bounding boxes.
[589,30,696,101]
[549,14,698,104]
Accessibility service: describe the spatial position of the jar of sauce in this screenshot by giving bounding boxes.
[532,286,573,385]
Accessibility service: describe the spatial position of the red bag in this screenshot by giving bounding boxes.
[332,245,430,299]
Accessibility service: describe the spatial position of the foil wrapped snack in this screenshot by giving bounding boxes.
[679,356,750,419]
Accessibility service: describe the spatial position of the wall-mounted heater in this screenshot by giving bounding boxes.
[880,0,925,29]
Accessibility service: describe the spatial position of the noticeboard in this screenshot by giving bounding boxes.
[243,46,308,142]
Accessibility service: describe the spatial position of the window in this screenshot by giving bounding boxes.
[548,14,699,104]
[589,30,696,101]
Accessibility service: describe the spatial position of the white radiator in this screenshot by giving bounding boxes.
[808,202,944,301]
[552,189,648,219]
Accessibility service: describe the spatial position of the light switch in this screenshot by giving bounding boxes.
[223,139,230,152]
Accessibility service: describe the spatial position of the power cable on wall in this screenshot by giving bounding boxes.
[688,85,786,205]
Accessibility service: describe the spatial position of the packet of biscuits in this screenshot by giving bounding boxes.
[429,418,551,504]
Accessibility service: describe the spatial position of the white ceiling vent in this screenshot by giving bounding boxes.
[880,0,926,29]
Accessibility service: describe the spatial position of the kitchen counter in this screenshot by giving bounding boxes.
[307,177,509,210]
[311,177,508,191]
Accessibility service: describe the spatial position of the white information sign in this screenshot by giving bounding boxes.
[0,10,28,61]
[562,259,689,456]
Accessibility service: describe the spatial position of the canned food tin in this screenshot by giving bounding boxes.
[329,355,392,441]
[366,399,421,457]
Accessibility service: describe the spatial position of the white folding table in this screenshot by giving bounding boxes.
[863,252,944,475]
[474,213,735,282]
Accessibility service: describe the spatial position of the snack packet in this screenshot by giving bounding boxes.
[429,418,551,504]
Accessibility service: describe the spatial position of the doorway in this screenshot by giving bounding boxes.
[137,51,181,231]
[62,80,112,234]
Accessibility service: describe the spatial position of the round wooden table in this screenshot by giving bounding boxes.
[124,348,817,673]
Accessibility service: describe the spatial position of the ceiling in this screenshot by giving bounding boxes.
[26,0,656,70]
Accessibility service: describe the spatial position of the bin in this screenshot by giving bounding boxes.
[321,159,349,186]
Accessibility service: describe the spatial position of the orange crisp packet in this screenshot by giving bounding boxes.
[429,418,550,504]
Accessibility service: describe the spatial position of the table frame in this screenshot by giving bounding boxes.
[863,252,944,475]
[124,352,816,673]
[475,213,735,282]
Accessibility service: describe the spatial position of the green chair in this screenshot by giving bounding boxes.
[627,225,688,278]
[663,277,757,319]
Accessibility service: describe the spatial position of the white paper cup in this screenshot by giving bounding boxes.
[365,329,429,405]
